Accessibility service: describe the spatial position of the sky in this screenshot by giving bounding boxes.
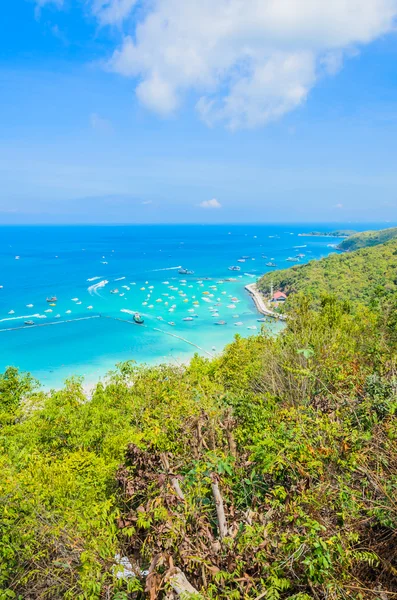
[1,0,397,224]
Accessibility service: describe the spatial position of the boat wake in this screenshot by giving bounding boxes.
[114,276,126,281]
[152,266,182,272]
[88,280,109,296]
[120,309,141,317]
[87,276,102,282]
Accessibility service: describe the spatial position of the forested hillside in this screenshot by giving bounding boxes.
[259,237,397,308]
[338,227,397,251]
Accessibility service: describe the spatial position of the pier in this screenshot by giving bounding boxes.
[245,283,287,321]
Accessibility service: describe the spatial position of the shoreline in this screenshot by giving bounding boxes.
[245,283,287,321]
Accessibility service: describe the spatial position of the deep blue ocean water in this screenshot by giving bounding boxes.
[0,223,377,388]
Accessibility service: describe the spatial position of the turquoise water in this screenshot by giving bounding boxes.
[0,224,366,388]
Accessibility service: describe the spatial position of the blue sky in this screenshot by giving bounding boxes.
[1,0,397,223]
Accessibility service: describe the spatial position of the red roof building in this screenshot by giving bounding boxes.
[271,291,287,302]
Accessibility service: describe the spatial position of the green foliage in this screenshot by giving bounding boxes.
[258,236,397,311]
[0,366,37,415]
[338,226,397,251]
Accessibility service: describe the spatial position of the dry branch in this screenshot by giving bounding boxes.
[211,473,228,539]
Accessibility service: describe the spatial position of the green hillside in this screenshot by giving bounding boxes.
[258,237,397,308]
[338,226,397,251]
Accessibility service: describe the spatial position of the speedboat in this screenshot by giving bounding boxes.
[183,317,194,321]
[215,320,227,325]
[228,266,241,271]
[110,289,119,294]
[46,296,57,303]
[286,257,299,262]
[237,259,245,263]
[133,313,144,324]
[266,262,277,267]
[24,320,34,326]
[178,268,194,275]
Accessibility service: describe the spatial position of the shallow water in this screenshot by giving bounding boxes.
[0,223,367,388]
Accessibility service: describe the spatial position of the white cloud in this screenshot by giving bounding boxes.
[335,203,344,208]
[142,200,152,205]
[105,0,397,128]
[92,0,138,26]
[199,198,222,209]
[90,112,114,133]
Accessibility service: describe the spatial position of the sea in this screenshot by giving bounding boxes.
[0,223,378,389]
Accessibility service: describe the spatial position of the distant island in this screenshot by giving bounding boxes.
[298,229,356,238]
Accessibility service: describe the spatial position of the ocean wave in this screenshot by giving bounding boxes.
[152,266,182,272]
[88,280,109,296]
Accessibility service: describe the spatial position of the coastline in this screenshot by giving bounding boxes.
[245,283,287,321]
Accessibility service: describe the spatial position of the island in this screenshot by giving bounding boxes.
[298,229,356,238]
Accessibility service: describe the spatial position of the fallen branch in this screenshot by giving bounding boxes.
[211,473,228,539]
[165,567,200,597]
[160,453,185,501]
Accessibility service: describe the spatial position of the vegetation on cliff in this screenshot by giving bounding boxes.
[258,237,397,310]
[1,284,397,598]
[337,227,397,252]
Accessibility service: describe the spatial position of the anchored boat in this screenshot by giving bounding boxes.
[133,313,144,324]
[178,268,194,275]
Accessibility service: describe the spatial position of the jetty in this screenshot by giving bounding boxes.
[245,283,287,321]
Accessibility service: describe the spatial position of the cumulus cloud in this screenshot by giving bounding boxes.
[199,198,222,209]
[105,0,397,128]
